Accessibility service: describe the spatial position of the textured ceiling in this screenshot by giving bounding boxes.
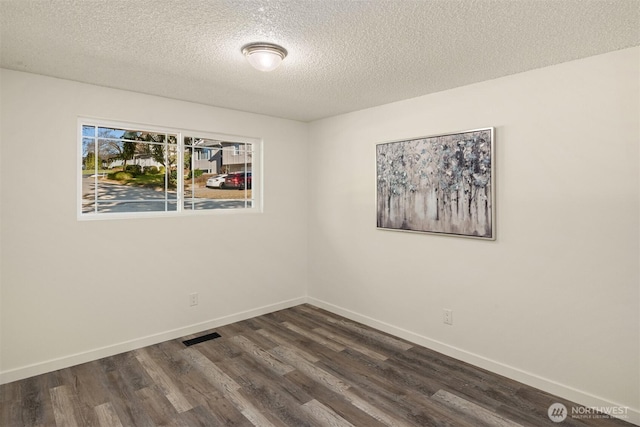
[1,0,638,122]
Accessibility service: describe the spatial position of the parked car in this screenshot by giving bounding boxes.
[222,172,252,190]
[205,174,227,188]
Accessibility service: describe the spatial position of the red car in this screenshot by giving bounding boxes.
[222,172,252,190]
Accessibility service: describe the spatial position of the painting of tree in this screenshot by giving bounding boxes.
[376,128,494,239]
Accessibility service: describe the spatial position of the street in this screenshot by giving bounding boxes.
[81,176,251,213]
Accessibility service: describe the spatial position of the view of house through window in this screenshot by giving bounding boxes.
[80,120,258,217]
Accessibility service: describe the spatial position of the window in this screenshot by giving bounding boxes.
[79,118,260,219]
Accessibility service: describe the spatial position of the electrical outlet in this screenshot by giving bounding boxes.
[443,309,453,325]
[189,293,198,307]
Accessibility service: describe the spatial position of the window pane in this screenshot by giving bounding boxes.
[82,125,95,137]
[182,137,253,211]
[81,129,178,214]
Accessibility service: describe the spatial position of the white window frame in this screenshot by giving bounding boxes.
[78,117,262,220]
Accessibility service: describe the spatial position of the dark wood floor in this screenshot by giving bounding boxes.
[0,304,632,426]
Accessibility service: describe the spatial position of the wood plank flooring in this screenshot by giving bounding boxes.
[0,304,633,426]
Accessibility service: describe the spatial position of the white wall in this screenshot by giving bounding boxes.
[308,47,639,420]
[1,47,638,423]
[0,70,308,381]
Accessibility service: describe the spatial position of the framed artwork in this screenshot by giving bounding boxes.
[376,127,495,240]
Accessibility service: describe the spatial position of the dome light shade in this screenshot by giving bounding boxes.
[242,43,288,72]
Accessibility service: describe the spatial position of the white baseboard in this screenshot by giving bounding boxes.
[307,297,640,426]
[0,296,306,385]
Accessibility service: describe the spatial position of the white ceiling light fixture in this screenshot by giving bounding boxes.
[242,42,288,72]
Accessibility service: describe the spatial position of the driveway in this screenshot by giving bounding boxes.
[82,176,251,213]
